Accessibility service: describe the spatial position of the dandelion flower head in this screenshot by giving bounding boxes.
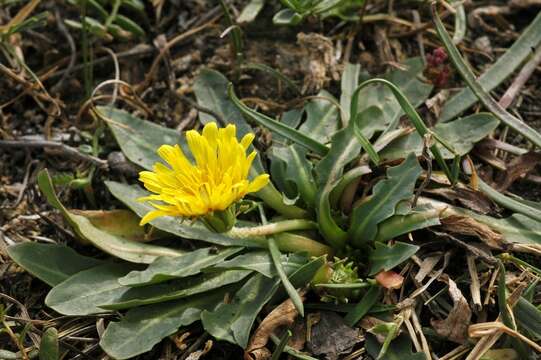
[138,122,269,225]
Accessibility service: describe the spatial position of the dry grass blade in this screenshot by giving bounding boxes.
[469,322,541,352]
[0,0,41,33]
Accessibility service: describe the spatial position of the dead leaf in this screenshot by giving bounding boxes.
[431,230,497,265]
[306,312,361,360]
[185,340,213,360]
[441,215,505,249]
[426,187,496,214]
[245,290,307,360]
[495,152,541,191]
[431,276,472,343]
[288,319,307,351]
[426,90,450,118]
[375,270,404,289]
[414,254,442,283]
[70,209,164,242]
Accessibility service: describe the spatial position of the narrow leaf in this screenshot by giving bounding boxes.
[440,11,541,121]
[433,5,541,148]
[269,237,304,316]
[228,84,329,156]
[271,144,317,206]
[344,285,381,327]
[478,178,541,222]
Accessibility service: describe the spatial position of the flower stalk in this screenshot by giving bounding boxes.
[229,219,317,237]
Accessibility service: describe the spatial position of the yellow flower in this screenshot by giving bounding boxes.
[138,122,270,226]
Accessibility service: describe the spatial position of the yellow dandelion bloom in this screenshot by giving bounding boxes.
[138,122,270,225]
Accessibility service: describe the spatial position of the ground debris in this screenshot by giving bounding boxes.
[306,312,361,360]
[431,276,472,344]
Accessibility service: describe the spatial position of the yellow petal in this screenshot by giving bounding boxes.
[139,210,166,225]
[240,133,255,150]
[247,174,270,193]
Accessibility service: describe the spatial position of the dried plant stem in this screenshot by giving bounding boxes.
[469,322,541,352]
[0,140,107,168]
[467,255,482,311]
[411,307,432,359]
[498,45,541,109]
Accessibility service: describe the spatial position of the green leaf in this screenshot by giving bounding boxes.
[73,209,164,242]
[100,292,226,360]
[300,90,340,144]
[352,109,380,165]
[229,84,328,156]
[314,113,366,248]
[7,243,102,287]
[351,78,458,183]
[340,63,360,125]
[477,178,541,222]
[354,58,432,139]
[271,330,291,360]
[119,247,242,287]
[433,6,541,148]
[100,106,184,171]
[214,251,309,277]
[194,69,255,145]
[365,334,426,360]
[368,241,419,276]
[45,262,139,315]
[101,270,252,310]
[114,14,145,37]
[65,17,110,39]
[270,144,317,206]
[374,208,441,243]
[380,113,499,161]
[38,169,184,263]
[349,153,422,246]
[273,8,303,25]
[201,256,325,347]
[237,0,265,23]
[514,297,541,340]
[39,328,59,360]
[440,11,541,122]
[268,237,304,316]
[344,285,381,327]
